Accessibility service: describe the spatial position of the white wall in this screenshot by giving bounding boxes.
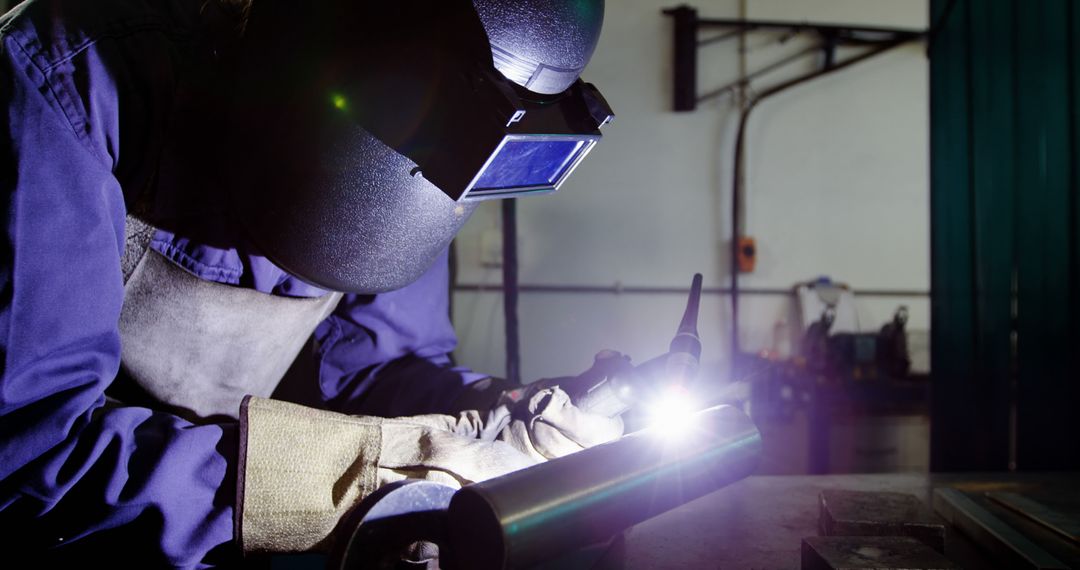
[453,0,929,383]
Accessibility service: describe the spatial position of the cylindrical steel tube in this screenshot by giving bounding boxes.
[446,405,762,569]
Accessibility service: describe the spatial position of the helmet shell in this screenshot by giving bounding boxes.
[473,0,605,94]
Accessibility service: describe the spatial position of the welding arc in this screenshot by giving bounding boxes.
[445,404,762,570]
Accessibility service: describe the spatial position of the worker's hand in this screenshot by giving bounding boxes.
[375,412,539,487]
[448,349,633,417]
[425,349,630,462]
[516,348,635,405]
[238,397,539,554]
[480,350,629,461]
[497,385,625,460]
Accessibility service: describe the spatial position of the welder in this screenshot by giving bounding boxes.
[0,0,618,566]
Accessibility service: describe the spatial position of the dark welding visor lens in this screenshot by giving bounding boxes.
[341,39,613,203]
[466,136,598,199]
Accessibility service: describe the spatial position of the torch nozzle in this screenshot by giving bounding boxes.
[676,273,703,339]
[571,274,705,415]
[667,274,703,385]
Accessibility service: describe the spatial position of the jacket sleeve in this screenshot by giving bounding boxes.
[303,250,497,418]
[0,36,236,568]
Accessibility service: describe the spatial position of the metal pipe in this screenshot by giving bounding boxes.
[454,283,930,297]
[689,16,924,36]
[501,199,521,385]
[697,45,819,104]
[697,27,750,47]
[445,405,762,570]
[728,36,922,376]
[664,5,699,111]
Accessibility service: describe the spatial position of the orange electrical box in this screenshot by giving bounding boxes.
[737,236,757,273]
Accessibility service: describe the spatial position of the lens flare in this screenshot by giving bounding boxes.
[646,386,698,438]
[330,92,349,112]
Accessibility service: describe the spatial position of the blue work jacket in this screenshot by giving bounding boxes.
[0,0,482,566]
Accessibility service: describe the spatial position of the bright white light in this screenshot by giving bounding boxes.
[646,386,698,438]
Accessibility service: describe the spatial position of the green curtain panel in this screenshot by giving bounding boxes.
[931,0,1080,471]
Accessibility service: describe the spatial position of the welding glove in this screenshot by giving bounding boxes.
[496,385,625,460]
[238,397,538,554]
[485,350,628,461]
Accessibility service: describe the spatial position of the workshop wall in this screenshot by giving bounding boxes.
[453,1,929,386]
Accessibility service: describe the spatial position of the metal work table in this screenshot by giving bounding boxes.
[274,472,1078,569]
[600,473,1079,569]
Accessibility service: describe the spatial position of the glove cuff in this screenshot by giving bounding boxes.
[238,396,382,553]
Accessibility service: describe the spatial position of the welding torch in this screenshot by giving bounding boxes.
[562,273,704,419]
[334,274,762,570]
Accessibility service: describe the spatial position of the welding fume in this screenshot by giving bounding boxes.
[0,0,759,567]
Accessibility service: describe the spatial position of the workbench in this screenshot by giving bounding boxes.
[596,473,1080,569]
[273,472,1078,569]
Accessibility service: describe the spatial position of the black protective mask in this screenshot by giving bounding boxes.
[227,0,609,293]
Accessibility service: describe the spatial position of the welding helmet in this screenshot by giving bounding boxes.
[227,0,612,293]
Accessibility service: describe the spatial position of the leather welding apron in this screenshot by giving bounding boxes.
[112,216,341,422]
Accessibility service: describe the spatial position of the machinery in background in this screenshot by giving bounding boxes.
[800,304,912,383]
[744,278,928,475]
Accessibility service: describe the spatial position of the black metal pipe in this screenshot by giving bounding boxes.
[728,37,921,376]
[454,283,930,297]
[663,5,700,111]
[445,405,762,570]
[697,35,919,104]
[697,44,819,103]
[501,199,521,385]
[698,26,749,47]
[690,16,924,36]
